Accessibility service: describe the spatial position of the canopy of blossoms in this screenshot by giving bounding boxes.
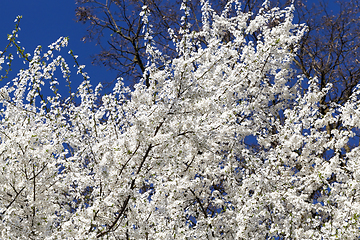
[0,0,359,239]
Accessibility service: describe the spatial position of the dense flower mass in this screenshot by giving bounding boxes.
[0,1,359,239]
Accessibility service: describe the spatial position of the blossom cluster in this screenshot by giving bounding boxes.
[0,1,359,239]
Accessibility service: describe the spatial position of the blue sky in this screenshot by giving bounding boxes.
[0,0,119,93]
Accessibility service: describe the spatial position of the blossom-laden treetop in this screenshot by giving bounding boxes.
[0,0,359,239]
